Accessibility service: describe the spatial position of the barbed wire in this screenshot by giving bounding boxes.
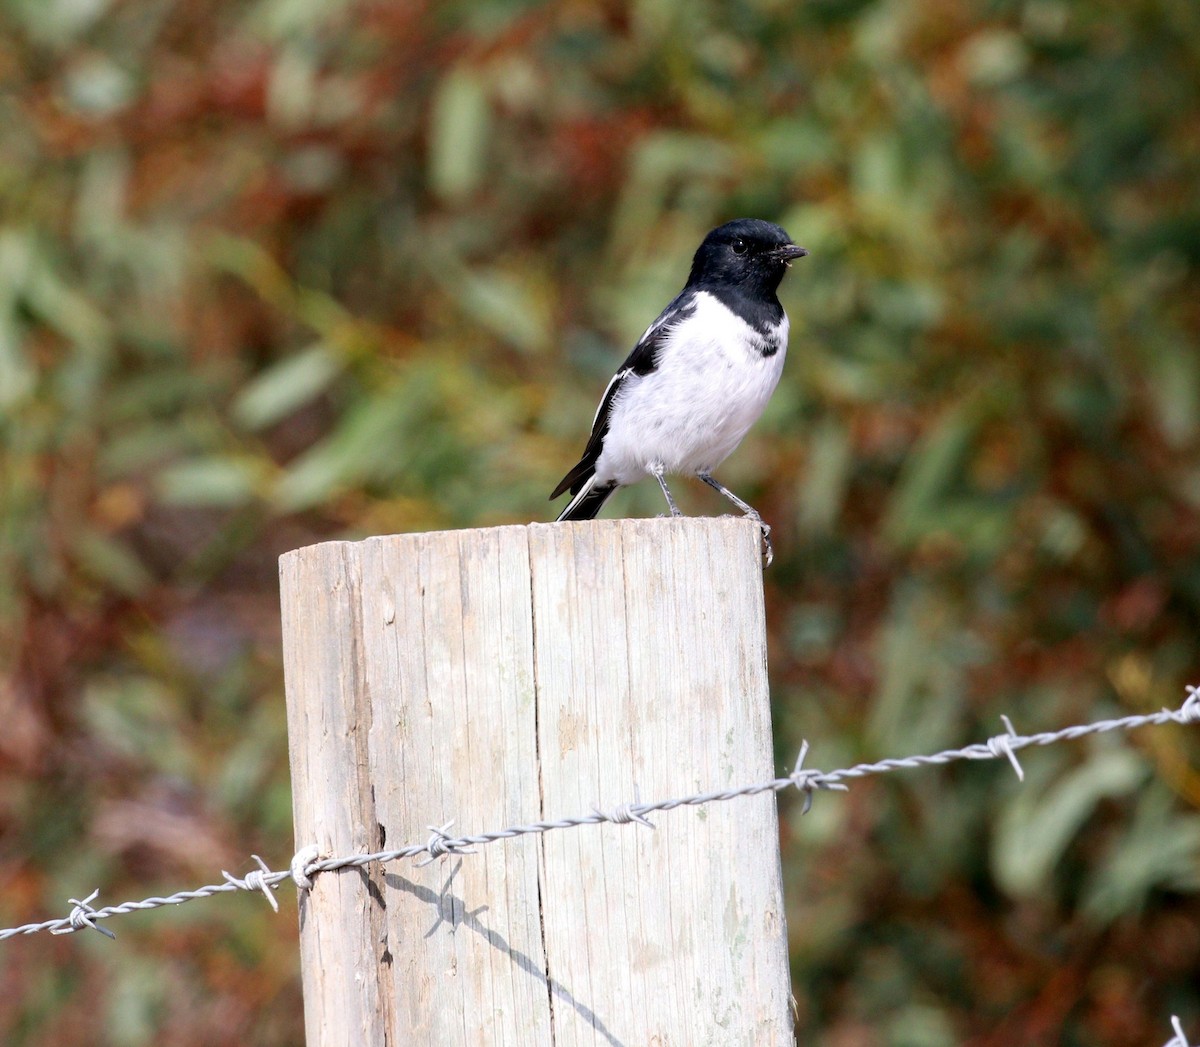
[1166,1015,1193,1047]
[1166,1013,1195,1047]
[2,685,1197,943]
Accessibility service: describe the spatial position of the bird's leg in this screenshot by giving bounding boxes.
[697,472,773,566]
[648,462,683,518]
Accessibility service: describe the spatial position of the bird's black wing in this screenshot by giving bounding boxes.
[548,369,625,499]
[550,290,695,500]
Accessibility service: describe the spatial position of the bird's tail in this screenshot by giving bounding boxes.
[556,476,618,522]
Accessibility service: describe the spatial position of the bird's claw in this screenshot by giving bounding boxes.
[739,513,773,567]
[759,524,774,567]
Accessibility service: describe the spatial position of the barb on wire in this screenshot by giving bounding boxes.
[2,686,1197,942]
[987,714,1026,780]
[415,821,478,867]
[789,739,851,814]
[1165,1015,1192,1047]
[223,855,280,912]
[49,889,117,941]
[592,801,655,828]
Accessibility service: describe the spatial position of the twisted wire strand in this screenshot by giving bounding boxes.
[3,686,1196,942]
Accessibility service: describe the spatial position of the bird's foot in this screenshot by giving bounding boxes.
[741,511,773,567]
[713,511,772,564]
[695,472,772,563]
[757,520,774,567]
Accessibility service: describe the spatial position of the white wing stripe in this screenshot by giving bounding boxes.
[557,473,597,521]
[591,367,629,430]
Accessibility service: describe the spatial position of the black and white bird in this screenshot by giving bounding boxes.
[550,218,808,564]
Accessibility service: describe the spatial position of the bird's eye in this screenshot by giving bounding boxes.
[731,239,747,255]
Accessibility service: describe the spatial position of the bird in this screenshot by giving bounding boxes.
[549,218,808,565]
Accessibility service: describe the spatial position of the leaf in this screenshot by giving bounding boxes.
[63,56,134,115]
[71,530,153,596]
[1145,338,1199,447]
[99,422,200,476]
[450,265,552,354]
[232,343,342,430]
[155,457,264,507]
[0,231,37,410]
[608,133,737,253]
[958,29,1029,86]
[798,416,852,534]
[865,280,944,331]
[7,0,114,44]
[992,747,1148,897]
[81,676,189,769]
[428,66,490,201]
[883,403,976,548]
[1082,785,1200,923]
[24,245,112,352]
[271,392,413,510]
[868,583,975,757]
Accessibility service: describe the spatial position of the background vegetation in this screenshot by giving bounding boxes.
[2,0,1199,1043]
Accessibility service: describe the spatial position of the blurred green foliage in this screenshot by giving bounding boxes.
[1,0,1198,1043]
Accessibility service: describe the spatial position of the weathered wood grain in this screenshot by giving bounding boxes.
[281,518,793,1046]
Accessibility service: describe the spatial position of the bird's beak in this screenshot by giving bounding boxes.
[774,244,810,266]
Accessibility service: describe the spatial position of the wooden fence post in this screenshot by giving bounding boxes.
[280,518,794,1046]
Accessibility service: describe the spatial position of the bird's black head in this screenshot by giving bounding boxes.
[686,218,808,298]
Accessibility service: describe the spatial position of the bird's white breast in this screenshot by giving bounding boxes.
[595,290,788,486]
